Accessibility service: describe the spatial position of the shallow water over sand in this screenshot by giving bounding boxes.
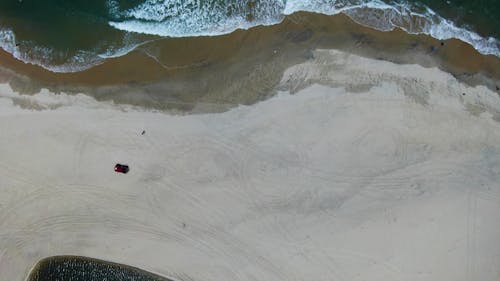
[1,0,499,72]
[1,13,499,113]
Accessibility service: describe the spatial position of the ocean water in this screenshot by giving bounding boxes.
[0,0,499,72]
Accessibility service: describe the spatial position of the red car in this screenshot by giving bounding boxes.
[114,164,129,174]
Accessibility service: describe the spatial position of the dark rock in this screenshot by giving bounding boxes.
[28,256,173,281]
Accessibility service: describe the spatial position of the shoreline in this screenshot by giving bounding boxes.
[1,12,499,113]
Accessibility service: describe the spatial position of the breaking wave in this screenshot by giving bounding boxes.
[0,0,498,72]
[109,0,499,56]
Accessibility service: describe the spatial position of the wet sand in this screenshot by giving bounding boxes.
[1,12,499,112]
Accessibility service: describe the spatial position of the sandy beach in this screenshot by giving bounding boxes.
[1,13,499,113]
[0,49,499,281]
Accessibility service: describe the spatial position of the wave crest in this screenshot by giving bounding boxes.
[1,0,499,73]
[109,0,285,37]
[109,0,500,56]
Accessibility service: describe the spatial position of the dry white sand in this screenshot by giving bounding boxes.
[0,50,499,281]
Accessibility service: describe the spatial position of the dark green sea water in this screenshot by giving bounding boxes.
[418,0,500,38]
[0,0,499,72]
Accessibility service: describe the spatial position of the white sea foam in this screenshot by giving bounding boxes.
[0,27,151,72]
[0,28,104,72]
[0,29,18,57]
[110,0,285,37]
[337,2,500,56]
[109,0,500,56]
[1,0,499,73]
